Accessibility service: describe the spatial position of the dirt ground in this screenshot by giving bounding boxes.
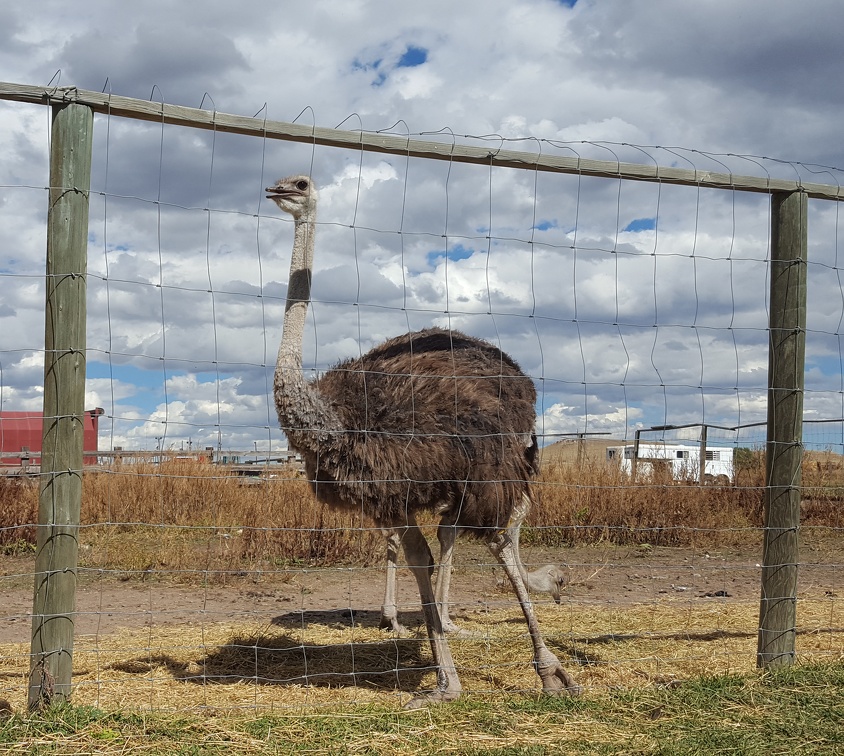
[4,538,839,646]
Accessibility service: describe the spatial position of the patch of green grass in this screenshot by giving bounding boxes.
[1,664,841,755]
[594,664,844,756]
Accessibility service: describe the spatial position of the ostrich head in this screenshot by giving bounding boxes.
[266,175,318,220]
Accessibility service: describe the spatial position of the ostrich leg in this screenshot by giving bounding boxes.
[508,493,567,604]
[433,515,462,634]
[381,520,462,635]
[508,493,531,585]
[381,495,560,635]
[399,521,463,708]
[380,530,408,633]
[488,515,580,697]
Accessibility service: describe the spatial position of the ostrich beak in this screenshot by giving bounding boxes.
[552,573,566,604]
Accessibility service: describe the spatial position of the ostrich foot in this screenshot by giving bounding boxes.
[441,618,468,635]
[538,664,581,697]
[379,615,409,636]
[536,650,581,697]
[379,614,465,636]
[404,666,463,709]
[403,687,462,710]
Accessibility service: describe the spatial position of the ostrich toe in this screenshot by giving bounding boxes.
[539,665,582,697]
[535,648,581,696]
[404,688,463,709]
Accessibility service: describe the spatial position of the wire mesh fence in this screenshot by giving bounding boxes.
[0,82,842,713]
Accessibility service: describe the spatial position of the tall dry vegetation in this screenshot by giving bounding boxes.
[1,449,841,577]
[79,459,383,575]
[0,476,37,552]
[531,457,764,548]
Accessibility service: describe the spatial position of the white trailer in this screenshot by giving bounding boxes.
[606,442,733,484]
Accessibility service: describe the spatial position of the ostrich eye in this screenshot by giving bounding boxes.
[296,180,309,191]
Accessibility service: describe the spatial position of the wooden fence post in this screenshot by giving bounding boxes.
[28,100,93,709]
[757,189,807,668]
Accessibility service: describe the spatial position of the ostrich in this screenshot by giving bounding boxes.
[267,175,579,706]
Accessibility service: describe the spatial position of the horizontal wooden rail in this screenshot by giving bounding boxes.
[2,81,842,201]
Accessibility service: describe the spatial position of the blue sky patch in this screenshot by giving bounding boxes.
[623,217,657,233]
[533,219,558,231]
[398,46,428,68]
[427,243,475,266]
[354,45,427,87]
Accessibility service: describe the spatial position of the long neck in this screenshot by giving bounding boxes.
[277,214,314,374]
[274,211,341,444]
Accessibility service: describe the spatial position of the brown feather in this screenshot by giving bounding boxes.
[289,327,537,534]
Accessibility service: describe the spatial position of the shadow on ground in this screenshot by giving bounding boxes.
[107,608,431,692]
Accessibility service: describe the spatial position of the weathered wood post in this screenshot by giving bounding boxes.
[28,98,93,709]
[757,189,807,668]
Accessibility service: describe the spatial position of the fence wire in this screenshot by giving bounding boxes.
[0,87,842,713]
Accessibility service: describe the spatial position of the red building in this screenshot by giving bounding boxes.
[0,408,104,468]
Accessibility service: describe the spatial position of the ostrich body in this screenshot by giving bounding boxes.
[267,175,579,706]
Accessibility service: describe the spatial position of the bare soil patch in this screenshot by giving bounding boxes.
[5,538,837,645]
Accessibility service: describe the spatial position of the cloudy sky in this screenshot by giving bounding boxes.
[1,0,843,455]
